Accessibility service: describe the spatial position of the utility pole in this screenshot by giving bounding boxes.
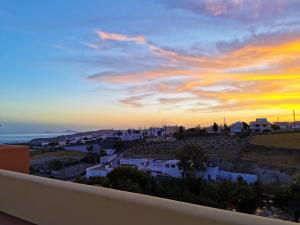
[293,109,296,130]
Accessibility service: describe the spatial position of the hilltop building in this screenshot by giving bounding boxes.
[250,118,271,133]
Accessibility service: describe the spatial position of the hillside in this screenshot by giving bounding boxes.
[251,132,300,150]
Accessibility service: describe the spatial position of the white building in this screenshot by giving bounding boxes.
[164,126,181,137]
[86,164,113,178]
[100,154,117,165]
[40,142,50,147]
[88,157,258,183]
[292,121,300,129]
[58,140,67,147]
[218,170,258,183]
[230,122,244,134]
[119,158,151,170]
[202,167,219,181]
[273,122,291,130]
[250,118,271,133]
[147,127,164,137]
[113,129,143,141]
[159,160,182,178]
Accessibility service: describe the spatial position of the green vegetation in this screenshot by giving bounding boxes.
[77,167,260,215]
[113,140,125,152]
[213,123,219,133]
[262,173,300,222]
[31,150,85,159]
[76,167,300,221]
[107,166,152,193]
[251,132,300,150]
[241,147,300,171]
[47,159,63,171]
[176,145,207,178]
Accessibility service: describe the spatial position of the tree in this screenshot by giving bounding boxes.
[286,173,300,222]
[176,145,207,178]
[175,126,186,140]
[213,123,219,134]
[231,180,259,214]
[107,166,152,193]
[113,140,124,152]
[47,159,63,171]
[242,122,249,130]
[223,124,230,132]
[271,124,280,131]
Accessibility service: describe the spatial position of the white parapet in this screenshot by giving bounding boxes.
[0,169,296,225]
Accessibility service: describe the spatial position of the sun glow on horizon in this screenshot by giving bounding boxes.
[0,0,300,132]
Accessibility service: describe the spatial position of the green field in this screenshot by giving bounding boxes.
[251,132,300,150]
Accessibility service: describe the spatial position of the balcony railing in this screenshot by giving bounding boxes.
[0,169,296,225]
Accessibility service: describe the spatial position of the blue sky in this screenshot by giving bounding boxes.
[1,0,300,133]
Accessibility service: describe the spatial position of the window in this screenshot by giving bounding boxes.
[165,164,169,168]
[171,164,175,168]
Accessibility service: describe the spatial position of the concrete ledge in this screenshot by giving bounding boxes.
[0,211,35,225]
[0,169,296,225]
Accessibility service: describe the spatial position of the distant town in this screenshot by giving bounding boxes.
[0,115,298,224]
[17,117,299,222]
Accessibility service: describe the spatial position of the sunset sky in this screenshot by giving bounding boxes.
[1,0,300,133]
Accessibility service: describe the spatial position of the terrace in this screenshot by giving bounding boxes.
[0,169,297,225]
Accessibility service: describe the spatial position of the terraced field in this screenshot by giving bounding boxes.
[124,135,300,175]
[30,150,85,165]
[251,132,300,150]
[125,135,248,161]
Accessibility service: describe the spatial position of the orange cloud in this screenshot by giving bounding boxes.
[88,30,300,116]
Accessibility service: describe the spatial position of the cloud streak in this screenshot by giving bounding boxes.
[97,31,146,44]
[160,0,300,22]
[85,28,300,112]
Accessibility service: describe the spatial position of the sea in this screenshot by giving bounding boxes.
[0,133,74,144]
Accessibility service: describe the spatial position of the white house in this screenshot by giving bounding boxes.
[164,126,181,137]
[250,118,271,133]
[202,167,219,181]
[86,164,113,178]
[119,158,151,170]
[159,160,182,178]
[292,121,300,129]
[147,127,164,137]
[230,122,244,134]
[273,122,291,130]
[89,157,258,183]
[100,154,117,165]
[58,140,67,147]
[113,129,143,141]
[40,142,50,147]
[218,170,258,184]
